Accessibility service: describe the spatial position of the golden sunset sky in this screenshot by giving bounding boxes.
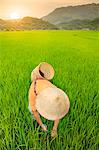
[0,0,99,19]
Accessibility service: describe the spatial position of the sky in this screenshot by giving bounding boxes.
[0,0,99,19]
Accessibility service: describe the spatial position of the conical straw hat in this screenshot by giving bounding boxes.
[36,87,70,120]
[31,62,54,82]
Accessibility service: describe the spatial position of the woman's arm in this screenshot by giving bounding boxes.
[29,83,47,131]
[53,119,60,130]
[32,110,47,131]
[51,119,60,138]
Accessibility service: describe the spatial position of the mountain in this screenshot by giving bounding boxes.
[58,18,99,30]
[0,19,7,30]
[0,17,58,31]
[0,3,99,31]
[42,3,99,29]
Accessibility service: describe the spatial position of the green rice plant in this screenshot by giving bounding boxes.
[0,30,99,150]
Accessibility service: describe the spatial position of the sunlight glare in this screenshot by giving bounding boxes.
[10,12,20,19]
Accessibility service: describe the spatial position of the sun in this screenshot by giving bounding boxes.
[10,12,20,19]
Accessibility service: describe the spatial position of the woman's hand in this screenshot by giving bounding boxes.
[41,124,48,132]
[51,129,58,138]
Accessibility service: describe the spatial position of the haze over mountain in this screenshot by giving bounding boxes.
[42,3,99,29]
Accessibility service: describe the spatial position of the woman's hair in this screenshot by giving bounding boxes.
[39,69,45,78]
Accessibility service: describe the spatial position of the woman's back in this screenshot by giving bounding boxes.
[36,79,56,95]
[29,79,56,112]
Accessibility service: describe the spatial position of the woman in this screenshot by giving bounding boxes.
[28,62,70,138]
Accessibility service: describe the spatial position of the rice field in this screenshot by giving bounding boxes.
[0,30,99,150]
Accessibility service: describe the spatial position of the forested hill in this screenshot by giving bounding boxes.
[0,17,58,31]
[0,3,99,31]
[42,3,99,30]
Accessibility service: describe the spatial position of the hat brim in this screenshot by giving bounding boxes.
[36,87,70,120]
[39,62,54,80]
